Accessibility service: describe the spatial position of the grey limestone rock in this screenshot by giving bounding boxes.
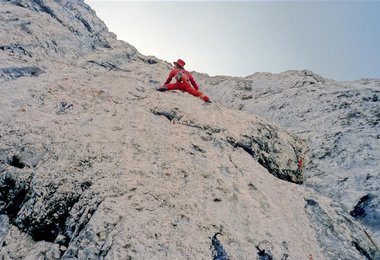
[198,69,380,246]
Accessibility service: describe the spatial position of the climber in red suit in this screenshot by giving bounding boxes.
[157,59,211,103]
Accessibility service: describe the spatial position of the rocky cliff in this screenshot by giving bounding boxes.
[196,69,380,246]
[0,0,379,259]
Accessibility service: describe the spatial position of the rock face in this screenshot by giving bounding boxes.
[197,69,380,245]
[0,1,379,259]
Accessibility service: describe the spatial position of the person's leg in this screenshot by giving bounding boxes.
[184,85,210,102]
[164,82,181,90]
[157,83,181,91]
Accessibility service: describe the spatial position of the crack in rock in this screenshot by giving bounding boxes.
[151,107,304,184]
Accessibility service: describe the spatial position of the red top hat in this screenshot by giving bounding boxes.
[173,59,185,68]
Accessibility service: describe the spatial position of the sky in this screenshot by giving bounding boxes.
[85,1,380,81]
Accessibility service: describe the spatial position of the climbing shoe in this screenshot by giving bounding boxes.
[156,86,167,92]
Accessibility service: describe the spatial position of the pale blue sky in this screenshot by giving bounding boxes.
[86,1,380,81]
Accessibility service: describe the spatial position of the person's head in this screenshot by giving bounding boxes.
[173,59,185,69]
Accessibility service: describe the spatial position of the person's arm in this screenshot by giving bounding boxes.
[164,70,176,85]
[189,75,199,90]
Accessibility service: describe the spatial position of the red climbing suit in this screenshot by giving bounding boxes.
[163,67,210,102]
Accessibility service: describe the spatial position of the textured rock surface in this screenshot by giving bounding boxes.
[0,1,379,259]
[197,70,380,245]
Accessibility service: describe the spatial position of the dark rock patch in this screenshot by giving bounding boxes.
[144,58,158,65]
[0,44,32,57]
[256,244,273,260]
[351,240,372,260]
[0,171,32,219]
[350,195,371,218]
[76,15,92,33]
[210,233,229,260]
[9,155,25,169]
[151,108,182,122]
[80,181,92,191]
[306,199,318,207]
[226,136,302,184]
[0,66,44,81]
[15,191,80,243]
[248,182,258,191]
[57,101,73,114]
[87,60,130,72]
